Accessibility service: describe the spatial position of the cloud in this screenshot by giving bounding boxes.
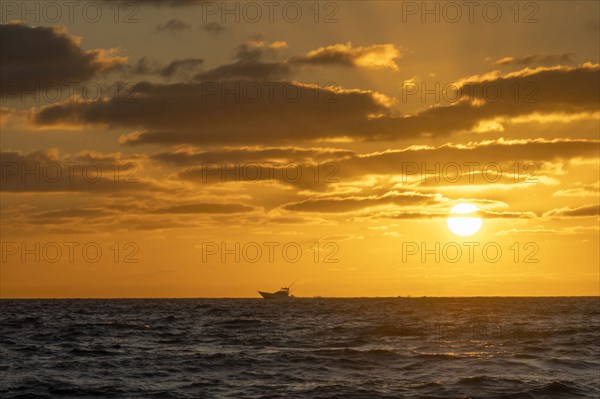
[126,57,155,75]
[152,146,353,165]
[370,211,534,222]
[201,22,226,35]
[478,209,536,219]
[155,18,192,34]
[459,64,599,110]
[0,147,263,232]
[194,39,291,81]
[160,58,204,77]
[495,226,599,236]
[195,61,290,81]
[120,218,199,231]
[33,81,391,145]
[553,182,599,197]
[194,40,398,81]
[292,43,401,70]
[0,22,125,96]
[176,161,336,191]
[152,203,255,214]
[283,191,440,213]
[354,203,534,220]
[30,208,115,225]
[494,54,576,67]
[0,107,27,128]
[28,60,600,145]
[0,149,159,193]
[123,57,204,78]
[165,139,598,192]
[336,138,599,179]
[360,63,600,141]
[543,205,600,218]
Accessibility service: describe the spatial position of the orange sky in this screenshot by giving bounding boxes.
[1,1,599,297]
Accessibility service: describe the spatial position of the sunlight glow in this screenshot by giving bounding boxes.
[447,204,483,237]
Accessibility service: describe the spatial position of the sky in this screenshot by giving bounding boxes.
[0,0,599,298]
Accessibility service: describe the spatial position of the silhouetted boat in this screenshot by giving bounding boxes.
[258,287,293,299]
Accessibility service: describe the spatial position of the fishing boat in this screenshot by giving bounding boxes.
[258,287,293,299]
[258,281,297,299]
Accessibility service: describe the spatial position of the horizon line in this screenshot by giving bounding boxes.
[1,295,598,300]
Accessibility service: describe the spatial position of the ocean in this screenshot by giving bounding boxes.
[1,297,598,398]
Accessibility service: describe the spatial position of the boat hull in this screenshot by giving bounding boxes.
[258,291,292,299]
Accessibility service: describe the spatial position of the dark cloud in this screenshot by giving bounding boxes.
[460,65,599,111]
[160,58,204,77]
[155,18,192,33]
[123,57,204,78]
[195,61,290,81]
[33,81,388,145]
[201,22,226,35]
[29,62,600,145]
[0,22,125,96]
[0,149,159,193]
[30,208,115,225]
[127,57,156,75]
[194,40,290,81]
[362,64,600,141]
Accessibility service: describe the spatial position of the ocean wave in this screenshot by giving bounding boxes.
[1,298,598,398]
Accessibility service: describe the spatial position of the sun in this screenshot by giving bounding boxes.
[447,203,482,237]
